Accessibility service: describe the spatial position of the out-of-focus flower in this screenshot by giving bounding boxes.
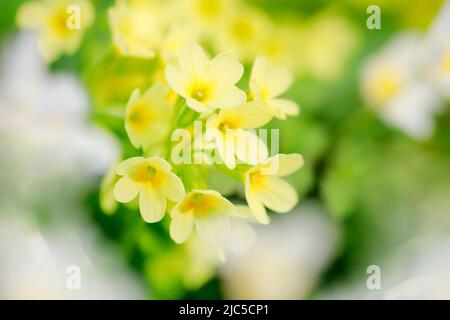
[221,202,341,299]
[245,154,304,224]
[161,23,200,64]
[423,0,450,100]
[125,84,174,151]
[169,189,235,258]
[113,157,185,222]
[0,215,145,299]
[361,33,443,140]
[0,32,118,176]
[108,0,166,58]
[16,0,94,62]
[205,102,272,169]
[249,55,299,120]
[165,43,246,113]
[214,4,272,62]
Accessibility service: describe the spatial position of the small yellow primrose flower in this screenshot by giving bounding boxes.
[205,101,272,169]
[108,0,165,58]
[249,55,300,120]
[169,189,235,254]
[245,154,304,224]
[161,23,200,64]
[16,0,94,62]
[165,43,246,113]
[114,157,185,222]
[125,83,173,151]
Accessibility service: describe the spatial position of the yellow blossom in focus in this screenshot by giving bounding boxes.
[165,43,246,113]
[244,154,304,224]
[16,0,94,62]
[108,0,166,58]
[114,157,185,222]
[125,83,174,151]
[205,102,272,169]
[169,189,235,257]
[249,55,300,120]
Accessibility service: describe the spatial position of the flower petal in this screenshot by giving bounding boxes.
[116,157,146,175]
[195,214,230,248]
[207,87,246,109]
[139,187,166,223]
[275,153,304,177]
[208,53,244,86]
[165,64,188,97]
[270,98,299,118]
[170,211,194,243]
[178,43,208,78]
[163,172,185,202]
[245,174,270,224]
[235,130,268,165]
[219,100,273,129]
[257,177,298,213]
[113,176,141,203]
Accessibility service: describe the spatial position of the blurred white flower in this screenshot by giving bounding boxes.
[0,32,119,176]
[0,214,145,299]
[361,32,443,141]
[422,0,450,100]
[220,202,340,299]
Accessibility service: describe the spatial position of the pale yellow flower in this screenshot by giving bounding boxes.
[165,43,246,113]
[16,0,94,62]
[161,23,200,64]
[169,189,235,255]
[108,0,165,58]
[249,55,300,120]
[114,157,185,222]
[214,5,272,62]
[205,102,272,169]
[245,154,304,224]
[124,83,174,151]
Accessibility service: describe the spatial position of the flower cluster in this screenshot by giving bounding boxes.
[112,43,303,257]
[361,3,450,140]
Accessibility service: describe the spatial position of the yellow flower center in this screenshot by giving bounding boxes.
[259,85,271,101]
[190,84,211,102]
[442,51,450,72]
[249,171,267,190]
[373,71,402,106]
[231,19,253,42]
[218,116,241,132]
[130,164,161,185]
[180,193,218,217]
[128,102,153,132]
[50,8,71,36]
[197,0,221,18]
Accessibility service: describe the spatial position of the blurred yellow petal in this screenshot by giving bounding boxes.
[270,99,300,119]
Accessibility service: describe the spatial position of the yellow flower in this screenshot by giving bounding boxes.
[16,0,94,62]
[169,189,235,253]
[165,43,246,113]
[125,83,174,151]
[108,0,165,58]
[249,55,299,120]
[100,161,120,215]
[214,5,272,62]
[161,23,200,64]
[244,154,304,224]
[205,102,272,169]
[114,157,185,222]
